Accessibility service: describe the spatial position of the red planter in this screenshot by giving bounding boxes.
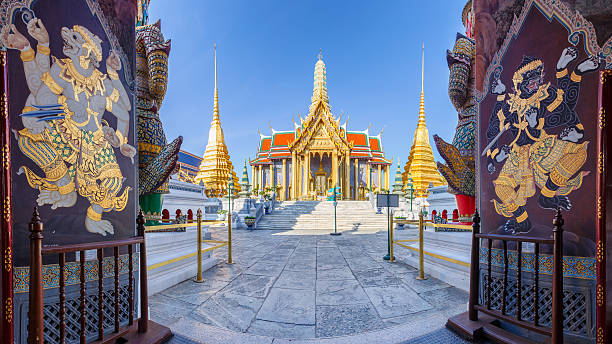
[455,194,475,224]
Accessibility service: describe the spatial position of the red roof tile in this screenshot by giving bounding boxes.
[369,138,380,151]
[261,138,272,151]
[273,133,294,146]
[347,133,367,146]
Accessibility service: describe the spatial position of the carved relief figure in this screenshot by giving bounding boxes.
[484,49,600,233]
[1,17,135,236]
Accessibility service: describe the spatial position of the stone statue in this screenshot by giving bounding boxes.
[433,0,476,219]
[136,4,182,221]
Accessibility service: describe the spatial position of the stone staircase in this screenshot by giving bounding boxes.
[255,200,390,231]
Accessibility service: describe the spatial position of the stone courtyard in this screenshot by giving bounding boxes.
[150,226,472,343]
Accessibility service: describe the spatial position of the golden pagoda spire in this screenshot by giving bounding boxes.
[403,43,444,198]
[195,44,240,196]
[309,49,329,113]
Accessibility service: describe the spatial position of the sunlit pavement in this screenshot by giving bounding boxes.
[152,226,471,343]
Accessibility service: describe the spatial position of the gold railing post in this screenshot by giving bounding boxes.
[227,213,233,264]
[417,212,427,280]
[389,212,394,262]
[195,209,204,283]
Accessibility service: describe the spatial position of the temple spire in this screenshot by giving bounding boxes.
[195,44,241,196]
[402,43,444,198]
[310,49,329,113]
[213,43,219,121]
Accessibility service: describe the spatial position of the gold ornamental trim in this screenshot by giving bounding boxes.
[597,327,604,344]
[3,246,11,272]
[1,94,5,119]
[599,152,605,174]
[600,107,606,129]
[597,240,604,263]
[596,284,604,307]
[2,144,8,171]
[3,196,9,222]
[4,297,12,323]
[597,196,602,219]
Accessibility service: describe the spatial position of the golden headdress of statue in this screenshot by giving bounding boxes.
[73,25,102,69]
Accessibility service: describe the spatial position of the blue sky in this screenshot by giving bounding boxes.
[147,1,467,179]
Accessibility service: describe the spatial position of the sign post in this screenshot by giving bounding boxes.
[378,192,399,260]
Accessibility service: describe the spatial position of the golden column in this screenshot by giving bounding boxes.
[366,163,371,191]
[332,151,338,188]
[269,164,273,188]
[252,165,257,191]
[354,158,359,200]
[378,164,382,192]
[291,151,297,199]
[259,165,263,190]
[345,152,350,199]
[282,159,287,200]
[305,151,311,195]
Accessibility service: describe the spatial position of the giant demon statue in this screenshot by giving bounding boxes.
[484,48,600,234]
[136,9,182,220]
[433,0,477,218]
[1,18,135,236]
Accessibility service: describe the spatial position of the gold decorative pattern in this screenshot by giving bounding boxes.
[599,152,605,174]
[2,144,8,170]
[600,107,606,129]
[597,240,604,263]
[3,196,9,222]
[4,297,12,323]
[0,94,5,118]
[597,196,602,219]
[597,327,604,344]
[596,284,604,307]
[3,246,11,272]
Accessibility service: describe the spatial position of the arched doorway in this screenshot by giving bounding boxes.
[162,209,170,221]
[452,209,458,222]
[442,209,448,220]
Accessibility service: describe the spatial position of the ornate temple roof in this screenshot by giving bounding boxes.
[251,51,390,166]
[402,45,445,197]
[194,45,240,195]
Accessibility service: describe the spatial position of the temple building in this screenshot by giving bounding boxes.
[250,51,392,200]
[402,45,445,197]
[194,45,240,196]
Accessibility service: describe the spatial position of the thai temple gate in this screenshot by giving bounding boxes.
[250,51,392,201]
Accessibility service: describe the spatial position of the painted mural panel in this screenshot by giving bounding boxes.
[477,0,611,258]
[1,0,137,266]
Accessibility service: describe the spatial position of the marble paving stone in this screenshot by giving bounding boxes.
[277,244,298,250]
[247,320,315,339]
[285,259,316,272]
[381,261,417,275]
[346,257,384,272]
[149,293,197,326]
[245,261,286,277]
[203,264,245,282]
[222,274,277,298]
[256,288,316,325]
[315,304,385,337]
[316,266,355,280]
[315,279,370,305]
[191,292,264,332]
[353,268,402,287]
[364,285,433,319]
[418,286,469,308]
[160,279,228,306]
[401,272,452,293]
[274,270,316,290]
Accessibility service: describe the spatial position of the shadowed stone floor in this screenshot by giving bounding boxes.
[151,226,469,341]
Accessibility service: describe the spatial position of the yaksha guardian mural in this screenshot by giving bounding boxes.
[1,18,134,236]
[484,50,599,234]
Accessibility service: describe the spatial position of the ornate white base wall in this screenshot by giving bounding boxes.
[426,185,458,218]
[163,178,223,220]
[146,227,218,295]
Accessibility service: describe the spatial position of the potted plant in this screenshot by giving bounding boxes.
[244,216,256,230]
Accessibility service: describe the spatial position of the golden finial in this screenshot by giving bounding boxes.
[213,43,219,121]
[319,48,322,60]
[421,43,425,93]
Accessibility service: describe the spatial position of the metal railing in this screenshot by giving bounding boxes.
[390,214,471,279]
[144,208,232,282]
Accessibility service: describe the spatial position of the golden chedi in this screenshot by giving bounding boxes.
[195,45,240,196]
[403,45,444,197]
